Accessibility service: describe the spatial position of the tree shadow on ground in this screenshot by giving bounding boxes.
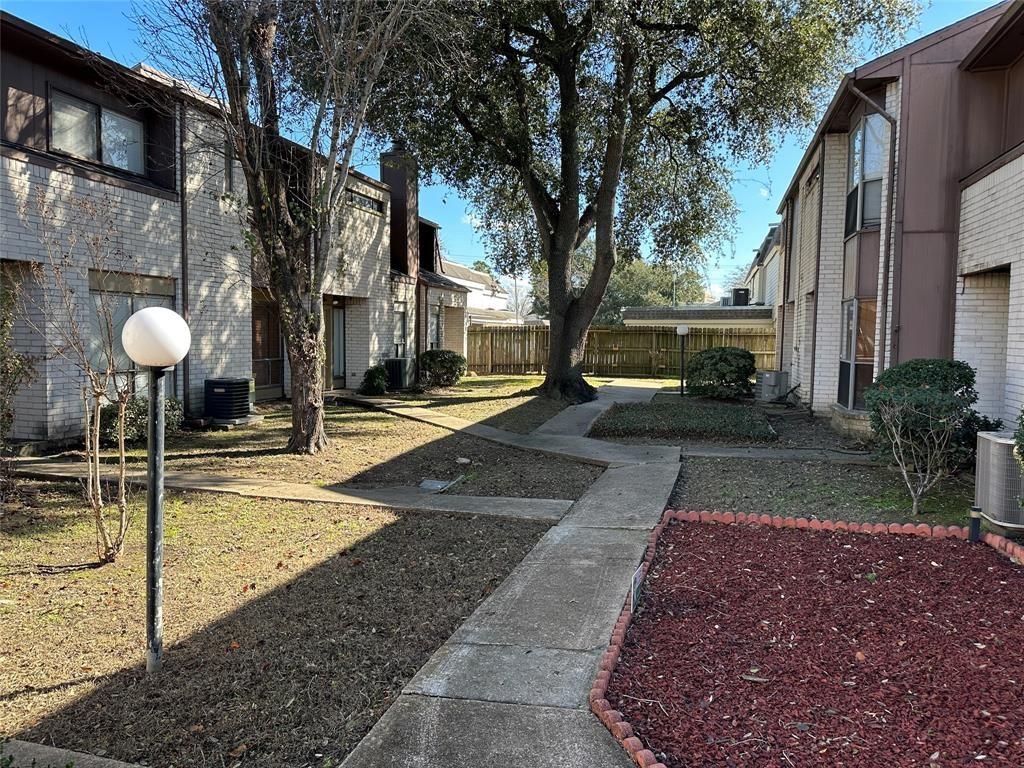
[13,509,546,767]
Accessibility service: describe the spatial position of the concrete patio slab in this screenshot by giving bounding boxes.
[449,556,635,650]
[12,459,571,521]
[404,643,600,709]
[2,740,139,768]
[340,695,633,768]
[559,462,681,529]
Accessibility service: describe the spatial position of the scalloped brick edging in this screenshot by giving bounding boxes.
[589,509,1023,767]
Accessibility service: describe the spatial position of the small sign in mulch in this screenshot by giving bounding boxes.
[606,522,1024,766]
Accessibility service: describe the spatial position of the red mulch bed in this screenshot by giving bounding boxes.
[607,522,1024,767]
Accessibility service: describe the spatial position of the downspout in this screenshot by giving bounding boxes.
[777,205,791,371]
[178,102,191,415]
[414,278,423,385]
[848,83,898,373]
[807,137,825,413]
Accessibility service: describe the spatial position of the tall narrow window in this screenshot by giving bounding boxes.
[845,113,885,236]
[393,301,407,358]
[332,305,345,378]
[428,304,442,350]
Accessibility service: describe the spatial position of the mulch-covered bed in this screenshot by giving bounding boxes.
[607,522,1024,767]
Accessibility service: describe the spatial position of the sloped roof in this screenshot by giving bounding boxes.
[420,270,469,293]
[440,259,506,294]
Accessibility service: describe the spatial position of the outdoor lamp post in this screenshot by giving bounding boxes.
[676,324,690,396]
[122,307,191,674]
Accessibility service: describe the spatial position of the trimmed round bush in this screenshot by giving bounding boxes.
[871,358,979,404]
[99,396,183,446]
[419,349,467,389]
[358,364,389,395]
[868,358,1000,470]
[686,346,756,399]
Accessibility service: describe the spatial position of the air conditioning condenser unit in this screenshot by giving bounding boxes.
[975,431,1024,532]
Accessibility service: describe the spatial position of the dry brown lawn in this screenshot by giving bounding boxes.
[0,481,547,766]
[102,402,601,500]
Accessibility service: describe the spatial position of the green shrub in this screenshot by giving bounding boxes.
[865,358,993,515]
[358,364,389,395]
[419,349,467,389]
[869,358,999,469]
[686,346,756,399]
[99,396,184,446]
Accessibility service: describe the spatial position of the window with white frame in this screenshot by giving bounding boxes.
[845,113,884,236]
[393,301,408,358]
[51,90,145,175]
[428,303,442,350]
[87,272,175,397]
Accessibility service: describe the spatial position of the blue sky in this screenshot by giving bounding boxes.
[2,0,995,291]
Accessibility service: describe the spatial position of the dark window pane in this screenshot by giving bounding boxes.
[854,363,874,410]
[845,188,859,237]
[838,360,852,409]
[862,178,882,226]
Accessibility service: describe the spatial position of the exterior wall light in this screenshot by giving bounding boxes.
[122,307,191,673]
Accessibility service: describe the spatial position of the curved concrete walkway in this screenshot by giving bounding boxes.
[338,384,678,467]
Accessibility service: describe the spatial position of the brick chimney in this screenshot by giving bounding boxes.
[380,141,419,278]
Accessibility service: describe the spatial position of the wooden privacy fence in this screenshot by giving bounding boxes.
[467,325,777,377]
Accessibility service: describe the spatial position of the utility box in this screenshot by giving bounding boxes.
[755,370,789,402]
[975,431,1024,534]
[732,287,750,306]
[204,378,251,421]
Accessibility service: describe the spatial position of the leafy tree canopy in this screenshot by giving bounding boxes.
[531,240,706,324]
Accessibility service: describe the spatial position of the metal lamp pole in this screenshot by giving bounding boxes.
[676,324,690,396]
[145,365,172,673]
[122,307,191,675]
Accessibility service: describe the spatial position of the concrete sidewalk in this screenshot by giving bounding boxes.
[339,393,679,467]
[12,459,572,521]
[3,740,137,768]
[341,461,680,768]
[532,378,664,437]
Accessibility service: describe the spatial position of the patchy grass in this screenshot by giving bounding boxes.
[92,403,601,500]
[671,457,974,526]
[0,481,548,766]
[590,399,776,444]
[392,375,612,434]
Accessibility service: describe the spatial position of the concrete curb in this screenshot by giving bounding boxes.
[589,509,1023,767]
[2,739,139,767]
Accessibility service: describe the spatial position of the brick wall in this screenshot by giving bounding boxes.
[809,133,849,414]
[956,152,1024,423]
[1,103,250,440]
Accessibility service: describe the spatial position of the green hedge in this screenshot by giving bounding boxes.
[686,346,755,399]
[419,349,467,389]
[358,364,389,395]
[99,397,183,446]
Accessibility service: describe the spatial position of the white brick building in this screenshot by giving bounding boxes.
[1,12,467,444]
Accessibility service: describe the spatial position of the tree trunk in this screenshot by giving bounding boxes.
[283,306,329,454]
[542,300,597,403]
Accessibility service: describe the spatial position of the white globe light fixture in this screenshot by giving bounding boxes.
[122,306,191,368]
[122,306,191,675]
[676,324,690,396]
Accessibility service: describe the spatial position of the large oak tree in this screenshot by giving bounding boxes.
[373,0,915,401]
